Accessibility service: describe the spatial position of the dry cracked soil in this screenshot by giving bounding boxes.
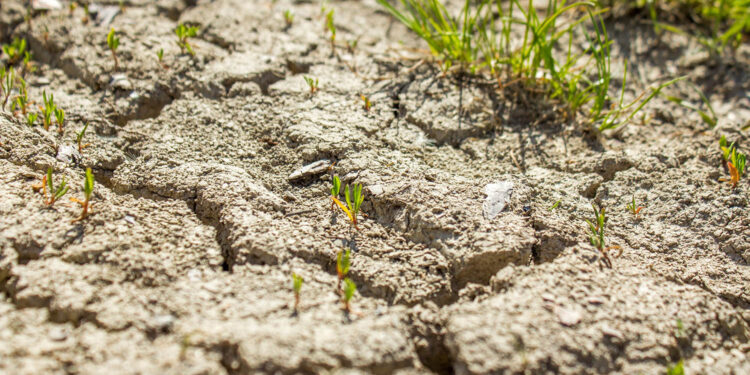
[1,0,749,374]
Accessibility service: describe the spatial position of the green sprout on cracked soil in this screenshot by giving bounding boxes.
[55,107,65,134]
[175,24,199,56]
[12,76,29,116]
[292,272,303,314]
[720,135,746,188]
[342,278,356,314]
[330,174,341,210]
[360,94,372,112]
[331,177,365,230]
[2,37,27,66]
[42,90,56,131]
[548,199,561,211]
[585,203,621,269]
[77,122,91,153]
[325,10,336,51]
[44,167,69,206]
[666,359,684,375]
[303,76,319,94]
[626,195,644,218]
[284,10,294,27]
[336,248,351,292]
[107,28,120,71]
[2,66,15,110]
[156,48,168,69]
[26,112,38,127]
[71,167,95,222]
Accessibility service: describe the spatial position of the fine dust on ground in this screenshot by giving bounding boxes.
[1,0,748,374]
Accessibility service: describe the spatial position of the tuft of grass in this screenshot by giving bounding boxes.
[44,167,69,206]
[330,174,341,210]
[42,90,56,131]
[342,278,356,313]
[26,112,38,127]
[77,122,91,153]
[292,272,303,314]
[157,48,164,63]
[666,359,684,375]
[304,76,319,94]
[626,195,644,218]
[331,179,366,230]
[71,167,95,222]
[284,10,294,27]
[325,10,337,51]
[2,37,27,66]
[361,94,372,111]
[12,76,29,116]
[720,135,746,188]
[336,248,351,292]
[175,24,199,56]
[55,107,65,134]
[107,28,120,71]
[1,66,14,110]
[585,203,621,268]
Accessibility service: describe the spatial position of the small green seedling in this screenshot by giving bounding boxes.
[626,195,644,218]
[666,360,684,375]
[719,135,736,163]
[548,200,561,211]
[304,76,319,94]
[107,28,120,71]
[156,48,168,69]
[22,51,35,76]
[44,167,69,206]
[175,24,199,56]
[360,94,372,112]
[42,90,56,131]
[292,272,303,314]
[585,203,621,269]
[12,77,29,116]
[77,123,91,153]
[342,278,356,314]
[26,112,38,127]
[71,167,95,222]
[346,39,358,53]
[719,136,746,187]
[2,66,16,111]
[344,182,364,229]
[674,318,686,340]
[54,107,65,133]
[284,10,294,27]
[82,4,90,24]
[2,38,27,66]
[336,248,350,292]
[325,10,336,51]
[330,174,341,210]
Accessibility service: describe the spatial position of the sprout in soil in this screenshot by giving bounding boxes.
[175,24,199,56]
[292,272,303,314]
[44,167,69,206]
[71,167,95,222]
[585,203,621,269]
[325,10,336,52]
[42,90,56,131]
[76,122,91,153]
[22,51,36,76]
[626,195,644,218]
[342,278,356,314]
[330,174,341,210]
[156,48,168,69]
[360,94,372,112]
[26,112,38,127]
[54,107,65,134]
[304,76,319,94]
[330,179,365,230]
[284,10,294,27]
[12,76,29,116]
[1,67,15,111]
[336,248,350,292]
[107,28,120,71]
[666,360,684,375]
[347,39,358,53]
[719,136,746,188]
[548,200,561,211]
[2,38,27,66]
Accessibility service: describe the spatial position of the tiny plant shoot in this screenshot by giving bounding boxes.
[361,94,372,112]
[12,76,29,116]
[548,200,561,211]
[325,10,336,51]
[342,278,356,314]
[292,272,303,314]
[344,182,364,229]
[585,203,621,269]
[304,76,319,94]
[71,167,95,222]
[336,248,351,292]
[330,174,341,210]
[42,90,55,131]
[107,28,120,71]
[175,24,199,56]
[77,123,91,153]
[626,195,644,218]
[284,10,294,27]
[44,167,69,206]
[2,38,27,66]
[55,107,65,134]
[2,67,14,110]
[719,136,746,188]
[26,112,38,127]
